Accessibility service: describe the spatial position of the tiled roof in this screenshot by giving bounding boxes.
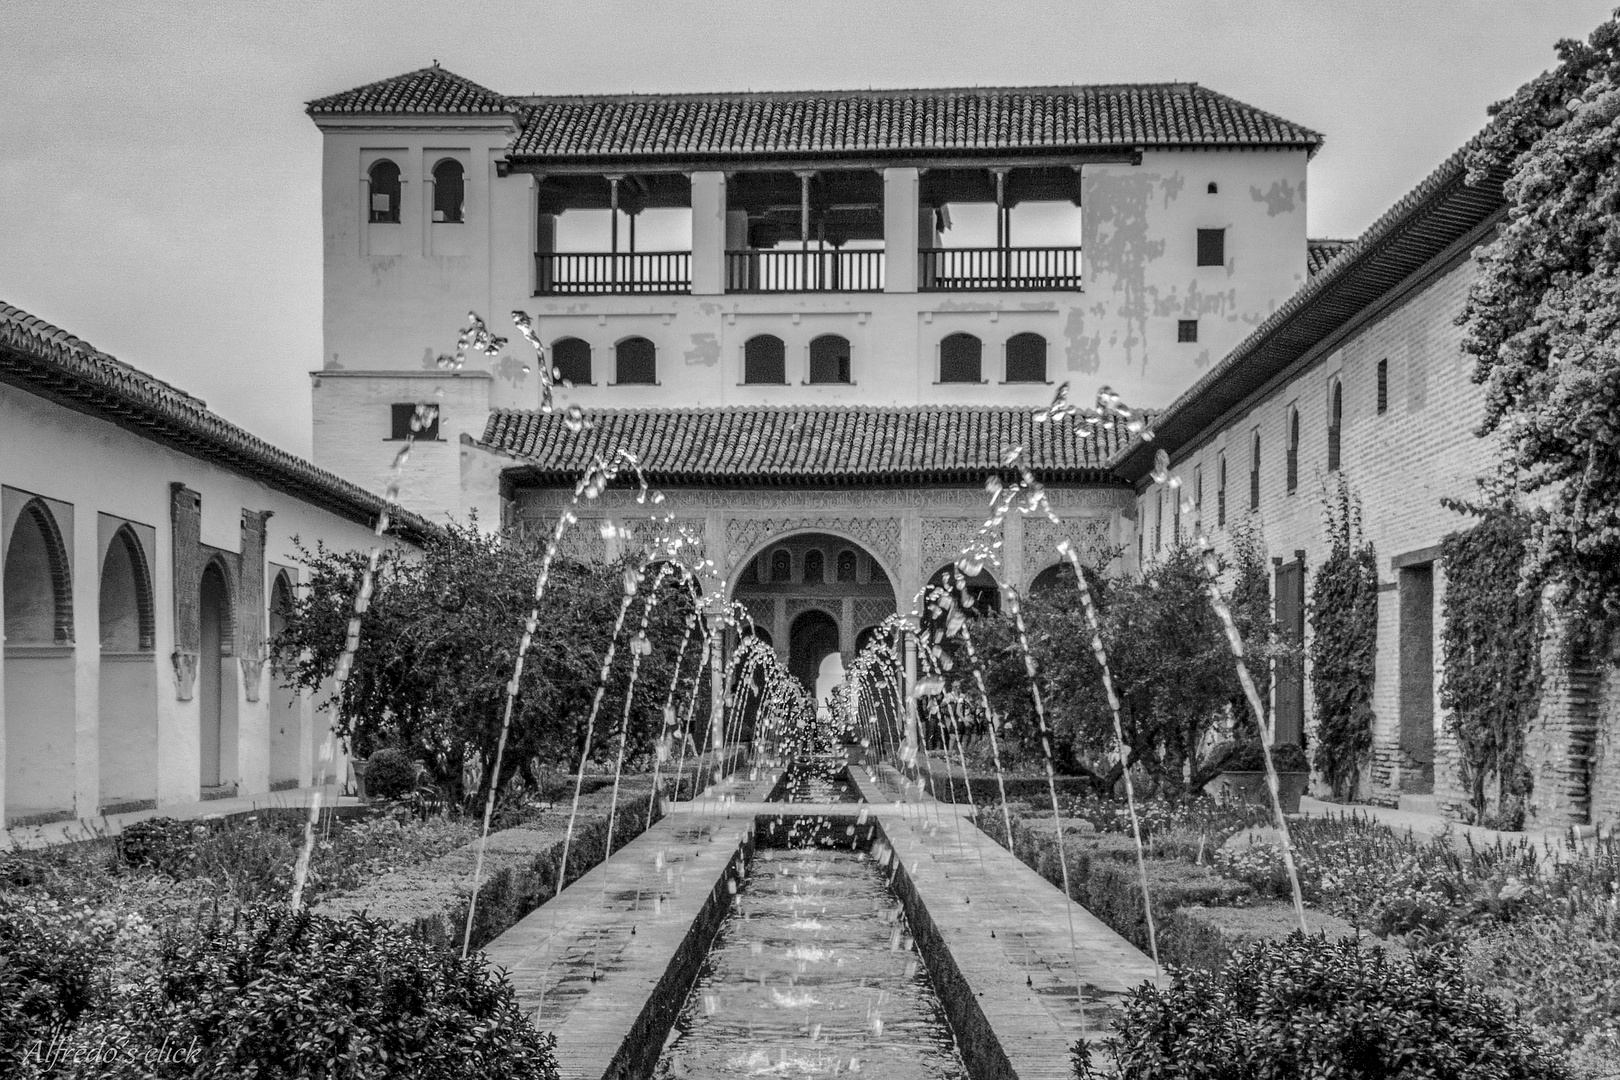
[508,83,1322,159]
[481,406,1135,486]
[307,64,520,116]
[0,302,435,543]
[1111,129,1510,483]
[1307,238,1353,276]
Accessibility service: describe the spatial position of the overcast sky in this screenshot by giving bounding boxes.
[2,0,1613,457]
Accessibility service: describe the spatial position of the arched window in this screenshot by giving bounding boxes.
[809,335,851,384]
[615,337,657,385]
[1286,407,1300,494]
[4,500,72,643]
[100,527,154,652]
[552,337,592,385]
[1249,432,1262,512]
[269,573,295,672]
[803,550,825,584]
[771,549,793,583]
[1327,380,1343,472]
[1005,333,1047,383]
[431,159,464,223]
[836,550,857,583]
[743,335,786,384]
[368,160,401,223]
[940,333,982,383]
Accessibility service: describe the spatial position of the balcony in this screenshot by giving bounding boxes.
[534,251,691,295]
[919,247,1082,291]
[725,249,884,293]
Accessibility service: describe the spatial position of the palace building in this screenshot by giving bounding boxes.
[302,65,1618,825]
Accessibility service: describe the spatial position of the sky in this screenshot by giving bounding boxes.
[2,0,1614,458]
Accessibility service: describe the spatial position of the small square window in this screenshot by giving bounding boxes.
[1177,319,1199,343]
[390,403,440,441]
[1197,228,1225,267]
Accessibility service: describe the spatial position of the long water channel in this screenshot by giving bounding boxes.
[654,758,967,1078]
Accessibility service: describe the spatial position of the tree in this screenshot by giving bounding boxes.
[1461,13,1620,622]
[272,523,707,803]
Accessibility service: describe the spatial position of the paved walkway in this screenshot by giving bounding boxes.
[849,765,1162,1080]
[1295,796,1603,864]
[481,768,783,1080]
[2,784,359,852]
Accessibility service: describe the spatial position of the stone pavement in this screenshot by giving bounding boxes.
[481,767,783,1080]
[848,765,1162,1080]
[1,783,359,852]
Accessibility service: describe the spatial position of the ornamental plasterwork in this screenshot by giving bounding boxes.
[554,529,608,564]
[920,518,995,578]
[737,595,774,632]
[724,517,902,574]
[516,486,1125,514]
[853,596,897,630]
[1023,517,1113,580]
[784,597,840,625]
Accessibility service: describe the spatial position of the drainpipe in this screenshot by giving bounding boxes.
[607,175,623,288]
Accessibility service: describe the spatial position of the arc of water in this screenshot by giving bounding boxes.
[943,576,1014,849]
[648,593,700,821]
[289,401,431,910]
[602,561,674,872]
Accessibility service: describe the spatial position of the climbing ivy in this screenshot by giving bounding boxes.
[1438,500,1542,826]
[1309,477,1379,800]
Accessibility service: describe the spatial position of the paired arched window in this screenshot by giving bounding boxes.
[836,550,857,583]
[771,550,793,583]
[940,333,982,383]
[552,337,592,385]
[744,335,786,384]
[615,337,657,385]
[1005,333,1047,383]
[431,159,465,223]
[368,160,401,223]
[1327,380,1343,472]
[1286,407,1301,494]
[809,335,851,384]
[803,550,825,583]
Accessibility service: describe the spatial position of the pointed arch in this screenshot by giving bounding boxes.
[100,524,155,652]
[4,498,73,644]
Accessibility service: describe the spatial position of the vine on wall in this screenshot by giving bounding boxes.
[1309,477,1379,800]
[1439,499,1542,826]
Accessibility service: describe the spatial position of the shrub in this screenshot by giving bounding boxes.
[1213,739,1310,773]
[1464,915,1620,1066]
[65,905,558,1079]
[1076,934,1573,1079]
[0,894,101,1076]
[365,747,419,801]
[115,817,202,877]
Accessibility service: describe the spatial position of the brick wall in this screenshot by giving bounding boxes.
[1138,246,1509,813]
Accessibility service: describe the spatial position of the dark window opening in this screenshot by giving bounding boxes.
[1286,408,1300,494]
[1207,181,1219,194]
[809,335,852,384]
[771,550,793,583]
[803,550,825,583]
[1004,332,1047,382]
[1178,319,1199,343]
[940,333,982,383]
[836,550,857,583]
[615,337,657,384]
[744,335,786,384]
[1154,493,1163,551]
[552,337,592,385]
[1328,381,1343,471]
[1217,455,1227,527]
[390,402,440,441]
[431,159,464,223]
[1197,228,1225,267]
[1249,433,1261,511]
[1377,359,1389,415]
[368,160,401,224]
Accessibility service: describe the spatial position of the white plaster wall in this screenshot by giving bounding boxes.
[0,381,398,822]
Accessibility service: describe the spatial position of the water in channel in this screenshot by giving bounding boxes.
[656,759,965,1078]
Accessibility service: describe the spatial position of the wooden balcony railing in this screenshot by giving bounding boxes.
[725,249,884,293]
[918,247,1083,291]
[534,251,691,295]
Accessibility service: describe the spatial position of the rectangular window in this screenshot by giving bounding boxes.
[1377,359,1389,414]
[1197,228,1225,267]
[390,403,440,441]
[1172,488,1181,541]
[1250,434,1261,512]
[1177,319,1199,343]
[1217,456,1227,527]
[1154,492,1163,551]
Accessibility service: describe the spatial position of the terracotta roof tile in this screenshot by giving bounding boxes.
[480,405,1133,486]
[307,65,520,116]
[0,302,435,542]
[1307,238,1353,277]
[507,83,1319,159]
